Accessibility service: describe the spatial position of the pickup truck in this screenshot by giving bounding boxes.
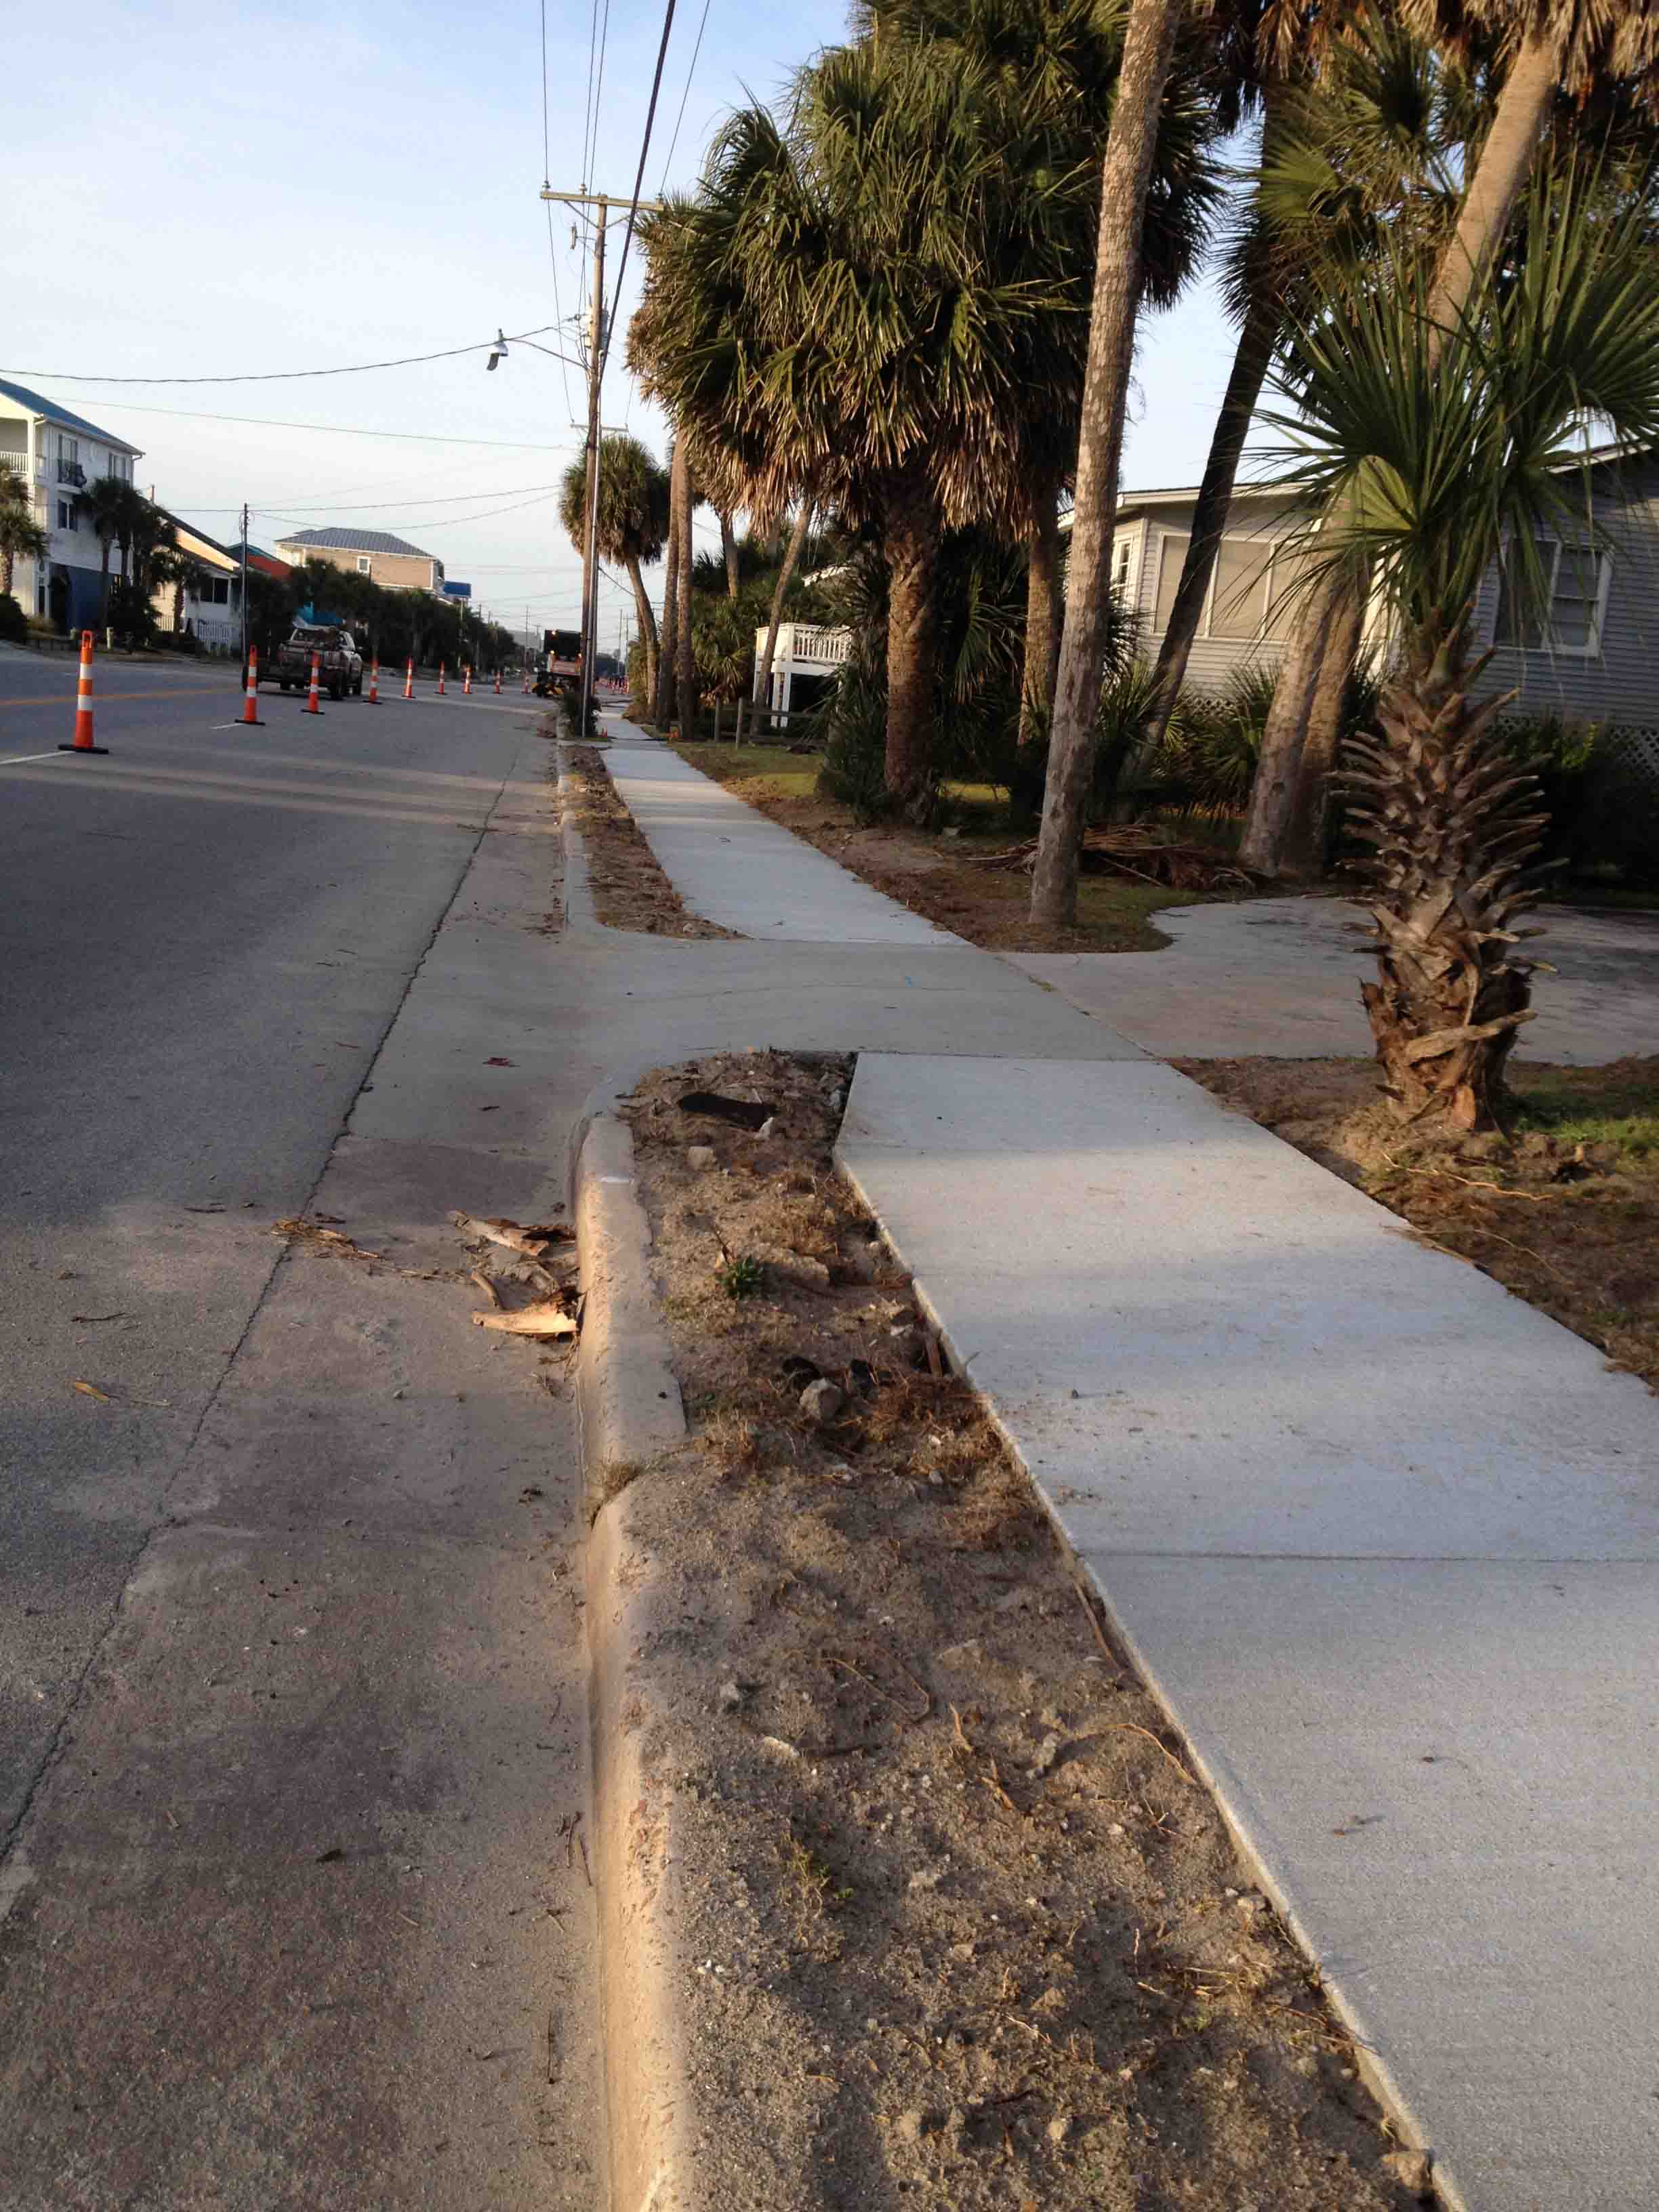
[274,623,365,699]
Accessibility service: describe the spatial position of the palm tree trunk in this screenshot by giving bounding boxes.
[883,463,942,807]
[1019,479,1063,743]
[1240,26,1559,880]
[1142,269,1279,748]
[755,501,813,737]
[1,550,13,598]
[1280,573,1368,878]
[1425,26,1557,344]
[676,447,695,737]
[625,553,659,708]
[1238,560,1345,872]
[657,447,683,726]
[1031,0,1183,929]
[719,509,740,598]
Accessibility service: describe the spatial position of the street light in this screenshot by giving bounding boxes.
[486,329,508,372]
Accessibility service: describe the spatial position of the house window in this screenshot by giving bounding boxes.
[1210,537,1272,640]
[1494,540,1610,656]
[1154,525,1315,646]
[1153,533,1191,632]
[357,556,371,573]
[1112,536,1134,597]
[57,434,78,464]
[57,501,71,530]
[203,577,230,605]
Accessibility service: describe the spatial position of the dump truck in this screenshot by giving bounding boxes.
[533,628,583,701]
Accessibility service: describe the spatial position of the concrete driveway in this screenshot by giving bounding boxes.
[1009,895,1659,1063]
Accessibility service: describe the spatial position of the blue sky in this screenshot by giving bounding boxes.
[0,0,1240,640]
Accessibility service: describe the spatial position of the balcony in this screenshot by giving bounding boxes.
[56,459,87,488]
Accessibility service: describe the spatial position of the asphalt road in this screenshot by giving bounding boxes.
[0,649,600,2206]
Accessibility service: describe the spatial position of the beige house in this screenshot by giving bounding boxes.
[274,527,445,594]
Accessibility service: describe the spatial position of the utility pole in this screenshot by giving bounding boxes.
[541,186,663,737]
[239,501,249,677]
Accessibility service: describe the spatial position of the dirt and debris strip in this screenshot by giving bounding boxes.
[608,1046,1420,2212]
[560,745,739,937]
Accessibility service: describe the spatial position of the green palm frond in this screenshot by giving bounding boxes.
[1258,153,1659,644]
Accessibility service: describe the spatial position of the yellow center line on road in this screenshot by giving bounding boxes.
[0,684,237,709]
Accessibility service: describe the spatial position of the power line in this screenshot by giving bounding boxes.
[262,487,565,535]
[73,398,584,451]
[540,0,551,180]
[592,0,613,182]
[542,201,578,422]
[657,0,712,190]
[581,0,602,195]
[0,327,561,387]
[182,480,568,516]
[604,0,679,380]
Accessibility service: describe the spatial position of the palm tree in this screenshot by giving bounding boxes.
[152,546,211,636]
[1241,0,1659,880]
[558,436,670,708]
[0,464,47,602]
[1261,159,1659,1129]
[633,41,1103,808]
[1029,0,1188,926]
[655,440,682,726]
[753,499,816,731]
[674,437,695,733]
[82,474,139,614]
[1141,6,1459,754]
[861,0,1225,743]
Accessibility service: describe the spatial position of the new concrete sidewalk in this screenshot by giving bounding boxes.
[582,729,1659,2212]
[603,730,960,944]
[1010,895,1659,1064]
[839,1055,1659,2212]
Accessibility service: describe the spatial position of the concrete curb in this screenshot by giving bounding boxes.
[572,1109,695,2212]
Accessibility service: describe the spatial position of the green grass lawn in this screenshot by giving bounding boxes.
[672,739,1227,951]
[1511,1062,1659,1162]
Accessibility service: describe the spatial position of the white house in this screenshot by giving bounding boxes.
[149,512,244,654]
[0,379,141,632]
[752,620,852,723]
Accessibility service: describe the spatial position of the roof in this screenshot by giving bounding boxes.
[277,526,434,559]
[157,510,237,567]
[0,377,142,454]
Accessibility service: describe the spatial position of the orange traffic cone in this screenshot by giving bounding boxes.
[403,657,414,700]
[463,665,472,696]
[304,651,324,715]
[58,630,108,754]
[438,662,447,695]
[240,645,264,726]
[367,658,381,705]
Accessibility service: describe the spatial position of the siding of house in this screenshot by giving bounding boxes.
[276,542,441,594]
[1473,455,1659,733]
[1114,494,1311,696]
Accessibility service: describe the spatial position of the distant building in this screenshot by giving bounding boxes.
[0,378,141,631]
[274,527,445,596]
